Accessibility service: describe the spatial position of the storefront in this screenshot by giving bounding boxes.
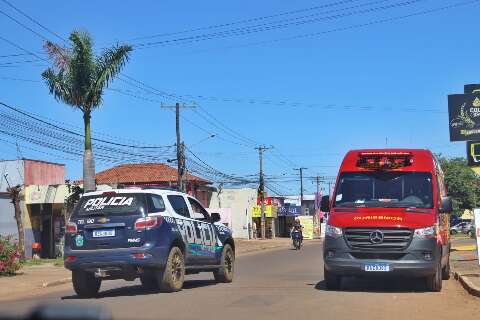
[277,205,301,237]
[24,185,70,258]
[251,205,278,238]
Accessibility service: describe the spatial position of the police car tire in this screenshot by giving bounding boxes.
[72,270,101,298]
[213,244,234,283]
[324,267,341,290]
[159,247,185,292]
[426,259,442,292]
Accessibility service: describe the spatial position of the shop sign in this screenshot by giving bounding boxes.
[448,93,480,141]
[252,205,277,218]
[277,206,301,216]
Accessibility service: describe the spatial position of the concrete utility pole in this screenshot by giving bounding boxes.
[294,167,307,203]
[161,102,195,192]
[256,145,272,239]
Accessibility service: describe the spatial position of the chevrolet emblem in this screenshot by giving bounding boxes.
[98,217,109,224]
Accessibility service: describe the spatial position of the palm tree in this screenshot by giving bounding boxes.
[42,31,132,191]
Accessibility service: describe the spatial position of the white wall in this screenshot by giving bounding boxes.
[209,188,257,239]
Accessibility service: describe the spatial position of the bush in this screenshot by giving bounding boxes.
[0,235,22,276]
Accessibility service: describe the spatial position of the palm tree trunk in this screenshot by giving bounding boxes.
[83,112,96,192]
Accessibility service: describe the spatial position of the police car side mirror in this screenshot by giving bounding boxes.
[440,196,453,214]
[211,212,221,223]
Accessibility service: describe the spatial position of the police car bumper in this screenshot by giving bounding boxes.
[64,242,170,272]
[323,236,439,277]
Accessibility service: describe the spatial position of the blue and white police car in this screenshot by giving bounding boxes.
[64,188,235,297]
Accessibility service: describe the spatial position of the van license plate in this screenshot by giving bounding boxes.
[92,229,115,238]
[364,263,390,272]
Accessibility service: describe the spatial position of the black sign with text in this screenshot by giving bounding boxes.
[448,93,480,141]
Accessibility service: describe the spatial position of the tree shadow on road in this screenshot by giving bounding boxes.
[314,276,429,293]
[61,279,218,300]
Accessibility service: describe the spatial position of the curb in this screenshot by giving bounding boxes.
[453,271,480,298]
[41,277,71,288]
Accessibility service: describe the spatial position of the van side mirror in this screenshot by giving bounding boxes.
[440,196,453,214]
[210,212,221,223]
[320,195,330,212]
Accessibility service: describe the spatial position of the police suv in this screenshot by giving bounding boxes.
[64,188,235,297]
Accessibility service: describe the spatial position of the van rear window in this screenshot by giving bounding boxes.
[73,193,145,216]
[334,172,433,209]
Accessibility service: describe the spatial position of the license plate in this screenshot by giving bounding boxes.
[364,263,390,272]
[92,229,115,238]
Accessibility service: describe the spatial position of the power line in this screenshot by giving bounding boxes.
[0,0,67,42]
[122,0,363,43]
[132,0,425,49]
[175,0,480,53]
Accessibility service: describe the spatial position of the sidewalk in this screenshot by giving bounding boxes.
[450,236,480,297]
[0,237,319,301]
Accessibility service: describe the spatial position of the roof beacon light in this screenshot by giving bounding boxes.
[357,152,413,170]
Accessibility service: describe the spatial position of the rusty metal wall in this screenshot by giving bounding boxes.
[23,160,65,186]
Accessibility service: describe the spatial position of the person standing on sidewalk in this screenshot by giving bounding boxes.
[252,221,257,239]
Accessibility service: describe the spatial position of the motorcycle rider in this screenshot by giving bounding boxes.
[291,217,304,244]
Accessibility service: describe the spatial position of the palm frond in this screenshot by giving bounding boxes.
[89,44,132,108]
[68,31,96,110]
[43,40,69,70]
[42,68,83,112]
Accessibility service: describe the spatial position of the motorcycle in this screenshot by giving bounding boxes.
[292,230,302,250]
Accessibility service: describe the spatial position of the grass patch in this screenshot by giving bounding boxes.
[21,257,64,267]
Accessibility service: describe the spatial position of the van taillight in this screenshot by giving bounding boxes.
[66,222,77,234]
[134,216,163,231]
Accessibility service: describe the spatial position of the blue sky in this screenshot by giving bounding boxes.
[0,0,479,195]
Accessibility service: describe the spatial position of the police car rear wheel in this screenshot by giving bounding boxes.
[214,244,234,283]
[72,270,101,298]
[159,247,185,292]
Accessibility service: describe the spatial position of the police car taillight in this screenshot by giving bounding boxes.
[66,222,77,234]
[134,216,163,231]
[357,152,413,170]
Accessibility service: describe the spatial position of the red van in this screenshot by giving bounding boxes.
[321,149,452,292]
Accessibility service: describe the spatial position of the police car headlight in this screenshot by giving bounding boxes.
[414,226,436,238]
[325,224,343,237]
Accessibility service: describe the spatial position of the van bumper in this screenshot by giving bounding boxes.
[64,242,170,272]
[323,235,440,277]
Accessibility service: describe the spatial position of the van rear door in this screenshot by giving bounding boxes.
[69,192,147,250]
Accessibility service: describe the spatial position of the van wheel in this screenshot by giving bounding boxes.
[426,259,442,292]
[72,270,101,298]
[140,268,159,290]
[442,256,451,280]
[324,267,341,290]
[159,247,185,292]
[214,244,235,283]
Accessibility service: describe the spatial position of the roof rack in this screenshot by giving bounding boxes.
[141,186,181,192]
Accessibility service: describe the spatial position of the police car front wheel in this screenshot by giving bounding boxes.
[158,246,185,292]
[214,244,235,283]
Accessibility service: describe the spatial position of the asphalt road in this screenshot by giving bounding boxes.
[1,241,480,320]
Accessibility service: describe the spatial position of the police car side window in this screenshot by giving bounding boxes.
[167,195,190,218]
[147,194,166,213]
[188,197,210,221]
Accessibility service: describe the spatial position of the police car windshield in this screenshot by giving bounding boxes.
[74,193,145,216]
[334,172,433,209]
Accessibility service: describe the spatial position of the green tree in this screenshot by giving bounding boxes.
[42,31,132,191]
[438,157,480,215]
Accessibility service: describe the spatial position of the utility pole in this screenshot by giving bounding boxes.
[255,145,272,239]
[161,102,195,192]
[294,167,307,203]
